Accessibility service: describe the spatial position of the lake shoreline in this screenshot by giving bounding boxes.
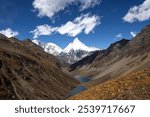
[65,75,91,99]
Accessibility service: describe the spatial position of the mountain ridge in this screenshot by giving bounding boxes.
[32,38,99,64]
[0,34,79,99]
[0,24,150,100]
[70,39,130,71]
[68,24,150,100]
[69,24,150,88]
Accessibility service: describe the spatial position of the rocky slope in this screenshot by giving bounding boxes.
[68,25,150,100]
[0,35,78,100]
[70,39,129,71]
[69,68,150,100]
[70,25,150,86]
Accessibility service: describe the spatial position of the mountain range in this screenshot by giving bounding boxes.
[69,25,150,99]
[0,24,150,100]
[32,38,99,64]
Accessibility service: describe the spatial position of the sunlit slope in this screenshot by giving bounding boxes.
[70,68,150,100]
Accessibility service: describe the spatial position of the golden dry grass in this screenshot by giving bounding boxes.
[69,68,150,100]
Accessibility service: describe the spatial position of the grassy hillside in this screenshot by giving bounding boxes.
[69,68,150,100]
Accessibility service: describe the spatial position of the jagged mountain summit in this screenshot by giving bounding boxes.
[68,24,150,100]
[64,38,99,52]
[32,40,63,56]
[32,38,99,64]
[70,39,130,70]
[63,38,99,64]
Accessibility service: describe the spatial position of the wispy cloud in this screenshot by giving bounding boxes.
[30,24,57,39]
[32,0,101,18]
[115,34,122,38]
[123,0,150,23]
[0,28,19,38]
[130,31,137,37]
[30,14,101,38]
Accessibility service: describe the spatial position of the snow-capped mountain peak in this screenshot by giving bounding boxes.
[32,38,100,64]
[44,42,63,56]
[32,39,44,47]
[64,38,99,52]
[32,39,63,56]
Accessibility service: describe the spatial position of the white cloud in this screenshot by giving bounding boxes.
[32,0,101,18]
[130,31,137,37]
[30,24,57,39]
[57,14,100,37]
[115,34,122,38]
[0,28,19,38]
[30,14,100,38]
[80,0,101,10]
[123,0,150,23]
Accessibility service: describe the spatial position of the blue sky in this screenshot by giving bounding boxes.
[0,0,150,49]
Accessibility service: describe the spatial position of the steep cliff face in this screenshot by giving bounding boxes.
[0,35,78,100]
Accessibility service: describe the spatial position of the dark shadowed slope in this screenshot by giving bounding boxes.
[0,35,79,99]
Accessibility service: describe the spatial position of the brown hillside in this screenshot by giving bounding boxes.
[69,68,150,100]
[0,35,78,99]
[69,25,150,87]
